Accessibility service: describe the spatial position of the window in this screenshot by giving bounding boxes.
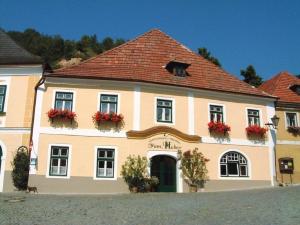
[220,151,248,177]
[96,148,115,178]
[0,85,7,112]
[49,146,69,176]
[173,66,186,77]
[247,109,260,126]
[100,94,118,113]
[54,92,73,110]
[157,99,173,123]
[210,105,223,122]
[286,112,298,127]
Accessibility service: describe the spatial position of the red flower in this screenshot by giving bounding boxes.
[47,109,76,122]
[47,109,59,119]
[92,111,124,124]
[208,121,231,135]
[246,125,267,137]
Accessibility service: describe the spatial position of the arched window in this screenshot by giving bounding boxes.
[220,151,248,177]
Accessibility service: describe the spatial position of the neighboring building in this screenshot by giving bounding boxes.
[259,72,300,184]
[28,29,277,193]
[0,30,43,192]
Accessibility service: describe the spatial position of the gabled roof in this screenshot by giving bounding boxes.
[259,72,300,104]
[50,29,274,99]
[0,30,42,65]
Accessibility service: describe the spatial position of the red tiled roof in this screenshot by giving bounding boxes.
[259,72,300,104]
[50,29,274,99]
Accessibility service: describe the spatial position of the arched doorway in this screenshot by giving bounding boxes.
[151,155,176,192]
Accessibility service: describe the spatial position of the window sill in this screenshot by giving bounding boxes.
[93,177,117,181]
[46,175,70,179]
[219,176,251,180]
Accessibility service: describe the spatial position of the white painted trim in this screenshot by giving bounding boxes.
[277,140,300,145]
[133,85,141,130]
[218,149,252,180]
[284,111,299,129]
[39,127,127,138]
[97,91,121,113]
[245,107,263,127]
[0,127,30,134]
[30,85,45,174]
[52,89,76,111]
[46,144,72,179]
[0,140,7,192]
[154,96,176,126]
[147,150,183,193]
[0,65,43,76]
[201,136,268,147]
[208,102,227,123]
[188,91,195,135]
[93,145,118,181]
[0,76,11,115]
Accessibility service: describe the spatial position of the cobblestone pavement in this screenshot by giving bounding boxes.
[0,186,299,225]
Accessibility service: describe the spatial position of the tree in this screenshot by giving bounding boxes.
[198,47,222,67]
[240,65,263,87]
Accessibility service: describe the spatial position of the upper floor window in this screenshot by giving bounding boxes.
[165,60,190,77]
[173,66,187,77]
[247,109,260,126]
[157,99,173,123]
[220,151,248,177]
[49,146,69,177]
[55,92,73,111]
[210,105,223,122]
[286,112,298,127]
[96,148,115,178]
[100,94,118,113]
[0,85,7,112]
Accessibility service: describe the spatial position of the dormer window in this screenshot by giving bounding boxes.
[166,60,190,77]
[290,85,300,95]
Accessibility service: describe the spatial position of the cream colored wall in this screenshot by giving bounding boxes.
[276,109,300,141]
[37,133,271,180]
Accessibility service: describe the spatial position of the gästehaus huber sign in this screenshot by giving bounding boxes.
[148,137,182,151]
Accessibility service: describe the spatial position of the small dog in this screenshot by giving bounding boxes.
[27,186,38,193]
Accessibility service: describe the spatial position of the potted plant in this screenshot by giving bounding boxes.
[246,125,268,138]
[92,111,124,125]
[287,126,300,136]
[178,148,209,192]
[121,155,148,193]
[208,121,231,136]
[144,176,159,192]
[47,108,76,123]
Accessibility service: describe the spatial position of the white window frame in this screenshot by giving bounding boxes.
[284,111,299,129]
[208,103,226,123]
[52,89,76,111]
[0,76,11,114]
[97,92,120,113]
[154,97,175,125]
[218,149,251,180]
[93,145,118,180]
[46,144,72,179]
[245,107,263,127]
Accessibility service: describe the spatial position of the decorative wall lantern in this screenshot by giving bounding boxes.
[265,115,280,129]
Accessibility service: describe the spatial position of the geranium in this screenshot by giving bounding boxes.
[246,125,267,138]
[92,111,124,124]
[287,126,300,135]
[47,109,59,119]
[208,121,231,135]
[47,109,77,122]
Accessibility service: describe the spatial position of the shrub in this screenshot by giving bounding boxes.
[11,146,30,190]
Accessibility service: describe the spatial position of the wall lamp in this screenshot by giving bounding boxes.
[265,115,280,129]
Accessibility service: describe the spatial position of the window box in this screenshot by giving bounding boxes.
[92,111,124,125]
[287,126,300,136]
[246,125,267,138]
[208,121,231,135]
[47,108,77,123]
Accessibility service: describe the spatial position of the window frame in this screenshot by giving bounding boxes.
[208,103,226,123]
[93,146,118,181]
[46,144,72,179]
[285,111,299,128]
[0,85,7,113]
[97,92,120,114]
[99,94,118,113]
[155,97,175,125]
[52,90,76,111]
[246,108,262,126]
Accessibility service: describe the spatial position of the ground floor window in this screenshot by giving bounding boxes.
[220,151,248,177]
[96,148,115,178]
[49,146,69,176]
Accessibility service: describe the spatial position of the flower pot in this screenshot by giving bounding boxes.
[131,186,138,193]
[189,185,198,193]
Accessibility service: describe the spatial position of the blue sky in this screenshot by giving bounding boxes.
[0,0,299,80]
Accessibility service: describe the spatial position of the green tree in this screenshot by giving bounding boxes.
[198,47,222,67]
[240,65,263,87]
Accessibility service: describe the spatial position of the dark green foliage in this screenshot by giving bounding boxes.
[5,28,126,68]
[198,47,222,67]
[11,147,30,190]
[240,65,263,87]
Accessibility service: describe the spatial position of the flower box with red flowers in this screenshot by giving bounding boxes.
[287,126,300,135]
[208,121,231,135]
[246,125,267,138]
[47,109,77,122]
[92,111,124,125]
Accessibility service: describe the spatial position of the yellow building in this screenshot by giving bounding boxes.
[0,30,43,192]
[259,72,300,184]
[28,29,277,193]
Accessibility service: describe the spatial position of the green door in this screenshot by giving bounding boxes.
[151,155,176,192]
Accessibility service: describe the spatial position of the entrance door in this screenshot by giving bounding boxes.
[0,147,2,175]
[151,155,176,192]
